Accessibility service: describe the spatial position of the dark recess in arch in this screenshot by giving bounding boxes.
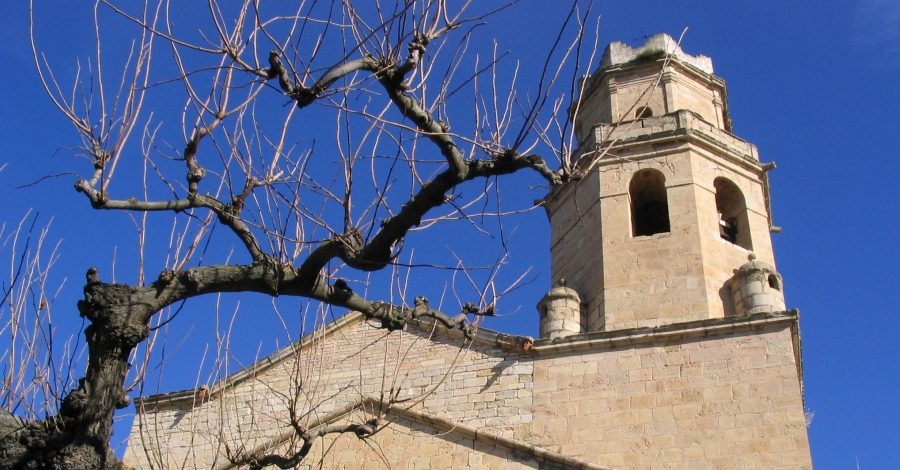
[630,169,670,237]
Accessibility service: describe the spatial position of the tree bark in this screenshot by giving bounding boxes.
[0,269,148,469]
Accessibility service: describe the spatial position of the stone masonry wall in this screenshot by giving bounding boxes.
[661,69,723,130]
[124,316,532,469]
[595,147,709,331]
[531,323,811,469]
[547,174,606,331]
[277,415,542,470]
[549,112,775,331]
[575,58,725,147]
[690,145,776,319]
[606,68,669,124]
[125,315,812,470]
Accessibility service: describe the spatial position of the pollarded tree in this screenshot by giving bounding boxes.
[2,0,605,468]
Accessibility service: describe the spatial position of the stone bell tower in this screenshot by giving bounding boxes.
[540,33,784,334]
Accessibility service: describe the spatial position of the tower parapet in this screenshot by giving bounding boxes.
[599,34,713,73]
[572,33,730,148]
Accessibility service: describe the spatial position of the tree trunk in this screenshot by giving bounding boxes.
[0,269,148,470]
[0,258,492,468]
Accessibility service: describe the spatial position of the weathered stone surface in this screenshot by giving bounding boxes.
[124,312,811,470]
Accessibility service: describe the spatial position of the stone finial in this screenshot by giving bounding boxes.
[729,256,786,316]
[538,284,583,340]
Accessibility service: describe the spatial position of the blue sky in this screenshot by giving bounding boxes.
[1,1,898,468]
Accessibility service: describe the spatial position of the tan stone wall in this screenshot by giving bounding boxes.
[690,146,777,319]
[124,318,533,469]
[125,316,811,470]
[607,68,670,124]
[574,85,612,146]
[549,110,775,331]
[282,415,541,470]
[546,174,605,331]
[595,148,709,331]
[661,68,724,129]
[556,47,773,333]
[531,324,811,469]
[549,140,721,332]
[574,59,727,147]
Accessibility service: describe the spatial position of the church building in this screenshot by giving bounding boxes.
[124,34,813,470]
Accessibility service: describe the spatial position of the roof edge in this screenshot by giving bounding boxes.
[134,310,369,408]
[135,312,534,409]
[532,310,800,355]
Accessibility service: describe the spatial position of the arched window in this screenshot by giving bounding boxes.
[768,274,781,291]
[714,177,752,250]
[630,169,670,237]
[635,106,653,119]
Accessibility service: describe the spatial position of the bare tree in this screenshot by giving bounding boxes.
[0,214,74,422]
[2,0,601,468]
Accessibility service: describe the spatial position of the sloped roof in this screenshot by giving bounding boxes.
[136,310,534,409]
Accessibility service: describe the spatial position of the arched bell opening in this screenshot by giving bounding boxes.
[630,169,670,237]
[714,177,752,250]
